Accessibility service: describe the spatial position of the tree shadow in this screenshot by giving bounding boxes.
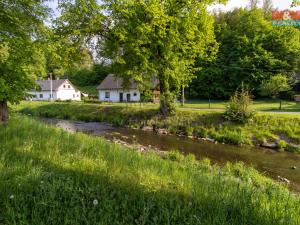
[0,147,291,225]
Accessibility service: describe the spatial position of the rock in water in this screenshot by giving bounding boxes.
[261,142,279,150]
[278,176,290,184]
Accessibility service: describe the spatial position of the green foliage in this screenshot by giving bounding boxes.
[0,0,49,105]
[224,88,256,123]
[66,63,111,87]
[190,8,300,99]
[260,74,291,98]
[286,144,300,153]
[1,115,300,224]
[58,0,222,115]
[278,140,287,150]
[159,93,177,116]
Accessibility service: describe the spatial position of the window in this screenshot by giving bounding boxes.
[39,94,43,98]
[105,92,110,98]
[63,85,66,88]
[68,85,71,88]
[49,94,53,98]
[73,94,75,98]
[77,94,79,97]
[133,92,137,97]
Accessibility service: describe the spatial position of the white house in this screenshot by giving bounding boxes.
[97,74,141,102]
[28,79,81,101]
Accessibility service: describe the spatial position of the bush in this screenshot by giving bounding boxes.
[224,88,255,124]
[278,140,287,150]
[285,144,300,153]
[83,99,102,104]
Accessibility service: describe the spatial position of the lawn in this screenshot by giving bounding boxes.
[13,101,300,151]
[0,115,299,224]
[64,98,300,112]
[181,99,300,111]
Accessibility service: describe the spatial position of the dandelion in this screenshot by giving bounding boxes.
[93,199,98,206]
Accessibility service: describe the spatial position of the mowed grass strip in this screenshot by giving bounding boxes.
[0,115,299,225]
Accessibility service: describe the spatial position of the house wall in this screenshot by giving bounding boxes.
[56,90,81,101]
[27,91,57,101]
[99,89,140,102]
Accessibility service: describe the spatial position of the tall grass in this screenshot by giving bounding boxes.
[0,115,299,224]
[14,101,300,150]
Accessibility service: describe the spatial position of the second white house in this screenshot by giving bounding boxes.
[97,74,141,102]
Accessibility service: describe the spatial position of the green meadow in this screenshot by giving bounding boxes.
[0,115,300,224]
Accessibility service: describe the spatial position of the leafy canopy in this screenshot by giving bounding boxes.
[260,74,291,98]
[0,0,49,104]
[191,8,300,99]
[57,0,225,114]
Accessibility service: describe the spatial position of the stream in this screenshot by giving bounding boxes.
[41,118,300,192]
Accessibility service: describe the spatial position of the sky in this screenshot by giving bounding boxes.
[46,0,300,17]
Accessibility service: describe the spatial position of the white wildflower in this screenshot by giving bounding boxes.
[93,199,98,206]
[9,195,14,199]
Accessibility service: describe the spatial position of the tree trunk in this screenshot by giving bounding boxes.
[0,101,9,123]
[181,85,185,106]
[279,99,282,110]
[159,78,174,116]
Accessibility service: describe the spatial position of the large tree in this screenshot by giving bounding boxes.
[57,0,223,115]
[0,0,49,122]
[104,0,224,115]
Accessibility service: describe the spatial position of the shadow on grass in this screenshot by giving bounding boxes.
[0,147,286,225]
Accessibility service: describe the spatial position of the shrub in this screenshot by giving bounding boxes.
[285,144,300,153]
[83,99,102,104]
[224,88,255,124]
[194,126,208,138]
[278,140,287,150]
[165,150,185,162]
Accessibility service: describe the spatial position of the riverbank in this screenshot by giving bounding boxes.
[1,115,300,224]
[14,101,300,152]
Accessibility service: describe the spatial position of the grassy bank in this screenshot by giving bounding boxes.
[1,115,300,224]
[14,101,300,152]
[182,99,300,111]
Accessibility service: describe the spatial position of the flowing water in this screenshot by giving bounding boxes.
[41,118,300,192]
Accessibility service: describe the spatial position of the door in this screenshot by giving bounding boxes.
[126,93,131,102]
[119,93,123,102]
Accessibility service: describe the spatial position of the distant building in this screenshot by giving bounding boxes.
[27,79,81,101]
[97,74,159,102]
